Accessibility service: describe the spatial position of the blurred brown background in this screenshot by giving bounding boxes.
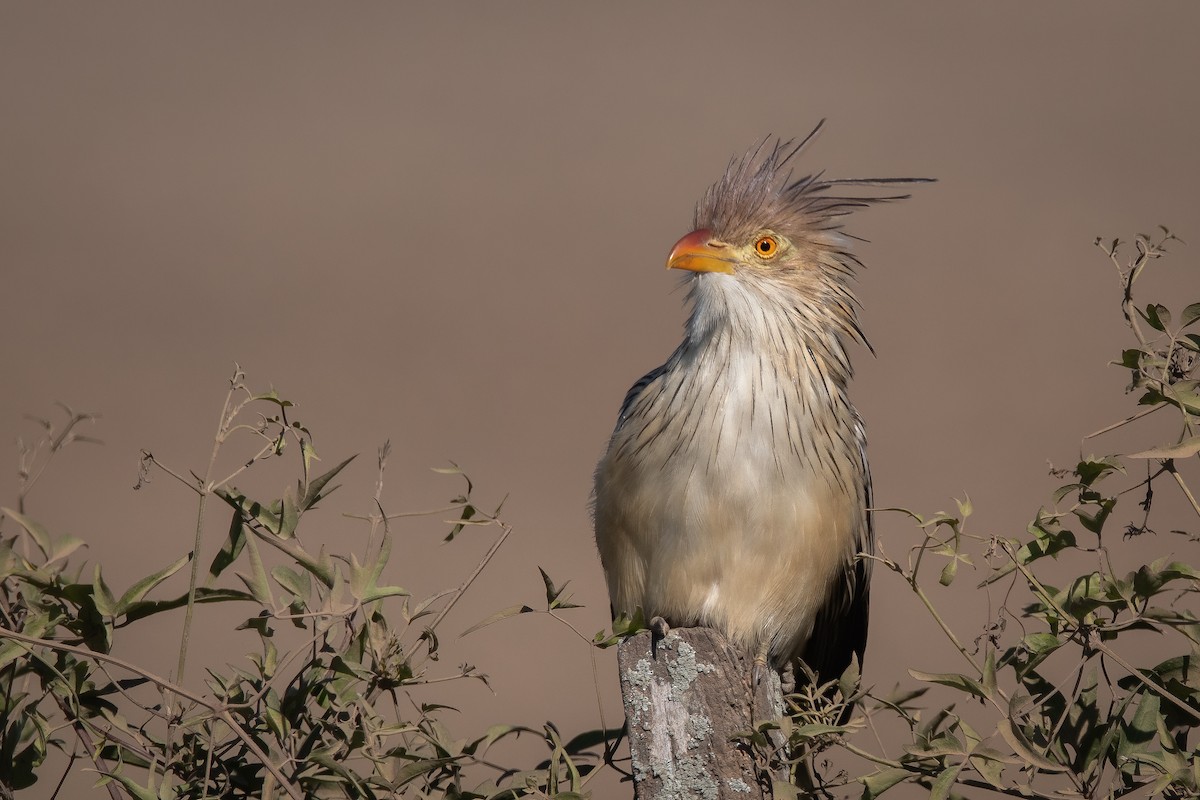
[3,3,1199,797]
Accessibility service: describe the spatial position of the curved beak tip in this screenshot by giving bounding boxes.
[666,228,734,274]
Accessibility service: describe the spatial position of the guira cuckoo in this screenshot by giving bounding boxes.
[593,124,926,683]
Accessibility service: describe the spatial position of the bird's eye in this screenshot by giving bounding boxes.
[753,235,779,259]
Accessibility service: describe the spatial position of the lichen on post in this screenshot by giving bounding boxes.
[616,627,785,800]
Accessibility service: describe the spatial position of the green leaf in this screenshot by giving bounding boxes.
[969,750,1008,789]
[939,557,958,586]
[0,640,28,671]
[1139,387,1167,407]
[263,688,288,740]
[92,565,118,618]
[561,726,623,754]
[955,495,973,519]
[461,604,535,637]
[838,652,862,702]
[1166,385,1200,415]
[1132,559,1200,599]
[594,608,647,646]
[250,389,293,408]
[392,757,454,786]
[444,503,477,542]
[1074,496,1116,535]
[122,587,256,623]
[930,761,964,800]
[301,454,356,510]
[1181,302,1200,329]
[791,722,850,741]
[982,519,1077,586]
[1119,692,1160,762]
[1024,632,1062,657]
[904,732,965,758]
[113,554,190,617]
[278,485,300,539]
[271,565,310,600]
[346,532,408,604]
[1140,303,1171,331]
[909,669,987,700]
[1129,435,1200,460]
[1056,571,1119,618]
[206,511,247,585]
[859,767,912,798]
[1,508,52,559]
[236,535,273,606]
[46,534,86,567]
[538,567,581,609]
[1076,456,1124,486]
[300,438,318,486]
[214,489,281,536]
[1115,348,1145,369]
[998,718,1069,772]
[362,584,408,603]
[236,612,273,637]
[97,771,158,800]
[464,723,521,756]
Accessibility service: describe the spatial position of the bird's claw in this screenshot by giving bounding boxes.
[752,642,771,686]
[648,616,672,660]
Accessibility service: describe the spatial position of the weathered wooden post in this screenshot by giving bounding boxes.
[617,627,786,799]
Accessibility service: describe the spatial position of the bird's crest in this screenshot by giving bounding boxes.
[694,120,931,250]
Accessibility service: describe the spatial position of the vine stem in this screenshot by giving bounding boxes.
[900,531,1014,707]
[176,373,246,686]
[1093,640,1200,724]
[1168,466,1200,519]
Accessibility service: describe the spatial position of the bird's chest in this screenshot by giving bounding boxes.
[611,353,849,541]
[599,354,859,637]
[663,352,818,477]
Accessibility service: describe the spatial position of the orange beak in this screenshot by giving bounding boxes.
[666,229,735,274]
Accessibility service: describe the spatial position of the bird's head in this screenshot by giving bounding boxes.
[666,122,930,350]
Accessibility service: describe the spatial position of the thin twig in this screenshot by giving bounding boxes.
[427,522,514,634]
[1093,640,1200,724]
[176,376,242,686]
[1167,465,1200,519]
[0,625,305,800]
[1083,405,1162,440]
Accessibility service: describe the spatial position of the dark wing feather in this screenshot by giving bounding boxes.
[800,532,871,682]
[614,364,668,429]
[798,430,874,685]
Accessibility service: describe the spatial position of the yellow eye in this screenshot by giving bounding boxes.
[753,235,779,259]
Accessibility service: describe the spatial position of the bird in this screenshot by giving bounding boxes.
[593,123,926,687]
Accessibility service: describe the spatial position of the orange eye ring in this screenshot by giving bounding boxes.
[753,235,779,259]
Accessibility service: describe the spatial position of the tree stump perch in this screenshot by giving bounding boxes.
[617,627,786,799]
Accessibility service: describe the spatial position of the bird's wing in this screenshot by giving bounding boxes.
[614,364,668,429]
[799,424,874,683]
